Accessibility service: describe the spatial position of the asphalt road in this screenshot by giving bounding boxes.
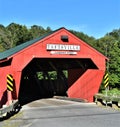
[0,98,120,127]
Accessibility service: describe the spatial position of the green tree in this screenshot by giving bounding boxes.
[30,25,46,39]
[96,34,120,88]
[0,24,15,50]
[0,24,6,51]
[46,26,52,33]
[7,23,31,46]
[108,40,120,88]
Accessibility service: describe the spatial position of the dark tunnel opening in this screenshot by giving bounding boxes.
[18,58,98,105]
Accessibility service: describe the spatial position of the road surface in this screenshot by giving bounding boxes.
[0,98,120,127]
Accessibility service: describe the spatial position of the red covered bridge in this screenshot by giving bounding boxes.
[0,27,107,108]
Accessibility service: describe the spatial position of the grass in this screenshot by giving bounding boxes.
[102,88,120,97]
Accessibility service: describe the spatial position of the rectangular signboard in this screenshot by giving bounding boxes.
[46,44,80,51]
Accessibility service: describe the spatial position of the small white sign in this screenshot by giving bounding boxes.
[50,51,77,55]
[47,44,80,51]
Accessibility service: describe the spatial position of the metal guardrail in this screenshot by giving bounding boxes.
[94,93,120,108]
[0,100,19,117]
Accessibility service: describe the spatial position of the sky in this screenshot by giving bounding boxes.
[0,0,120,38]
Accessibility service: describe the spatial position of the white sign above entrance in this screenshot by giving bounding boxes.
[50,51,77,55]
[46,44,80,51]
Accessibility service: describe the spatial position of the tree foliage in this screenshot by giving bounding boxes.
[0,23,52,51]
[0,23,120,89]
